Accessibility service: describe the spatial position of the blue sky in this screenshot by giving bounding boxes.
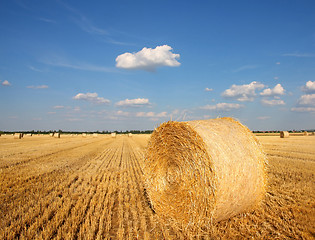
[1,0,315,131]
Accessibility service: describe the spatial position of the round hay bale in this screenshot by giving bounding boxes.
[303,131,308,136]
[280,131,289,138]
[54,133,60,138]
[144,117,267,227]
[50,133,54,137]
[128,133,132,137]
[111,133,116,138]
[82,133,87,137]
[14,133,22,139]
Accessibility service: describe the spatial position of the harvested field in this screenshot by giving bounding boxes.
[0,134,314,239]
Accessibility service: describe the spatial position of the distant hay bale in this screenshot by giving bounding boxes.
[144,117,267,228]
[111,133,116,138]
[54,133,60,138]
[82,133,87,137]
[303,131,308,136]
[280,131,289,138]
[50,133,54,137]
[128,133,132,137]
[14,133,22,139]
[93,133,98,137]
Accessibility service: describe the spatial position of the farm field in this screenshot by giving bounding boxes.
[0,134,314,239]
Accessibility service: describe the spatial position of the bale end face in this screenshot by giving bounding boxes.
[144,118,267,228]
[280,131,289,138]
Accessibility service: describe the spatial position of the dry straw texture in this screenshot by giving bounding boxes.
[144,117,267,229]
[111,133,117,138]
[14,133,22,139]
[303,131,308,136]
[128,133,133,137]
[280,131,289,138]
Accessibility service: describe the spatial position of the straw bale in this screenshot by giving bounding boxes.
[50,133,54,137]
[54,133,60,138]
[303,131,308,136]
[280,131,289,138]
[111,133,116,138]
[82,133,87,137]
[128,133,132,137]
[93,133,98,137]
[144,117,267,228]
[14,133,22,139]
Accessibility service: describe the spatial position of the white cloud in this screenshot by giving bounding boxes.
[66,118,83,122]
[260,84,285,96]
[291,107,315,113]
[261,99,285,106]
[302,81,315,93]
[222,81,265,101]
[27,85,49,89]
[205,87,213,92]
[1,80,11,86]
[53,105,65,109]
[73,106,81,112]
[115,45,180,71]
[257,116,271,120]
[282,53,315,57]
[115,98,150,107]
[156,112,168,117]
[115,110,130,117]
[291,92,315,113]
[73,92,110,104]
[276,62,281,65]
[136,111,167,118]
[29,66,45,72]
[297,94,315,106]
[200,103,244,111]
